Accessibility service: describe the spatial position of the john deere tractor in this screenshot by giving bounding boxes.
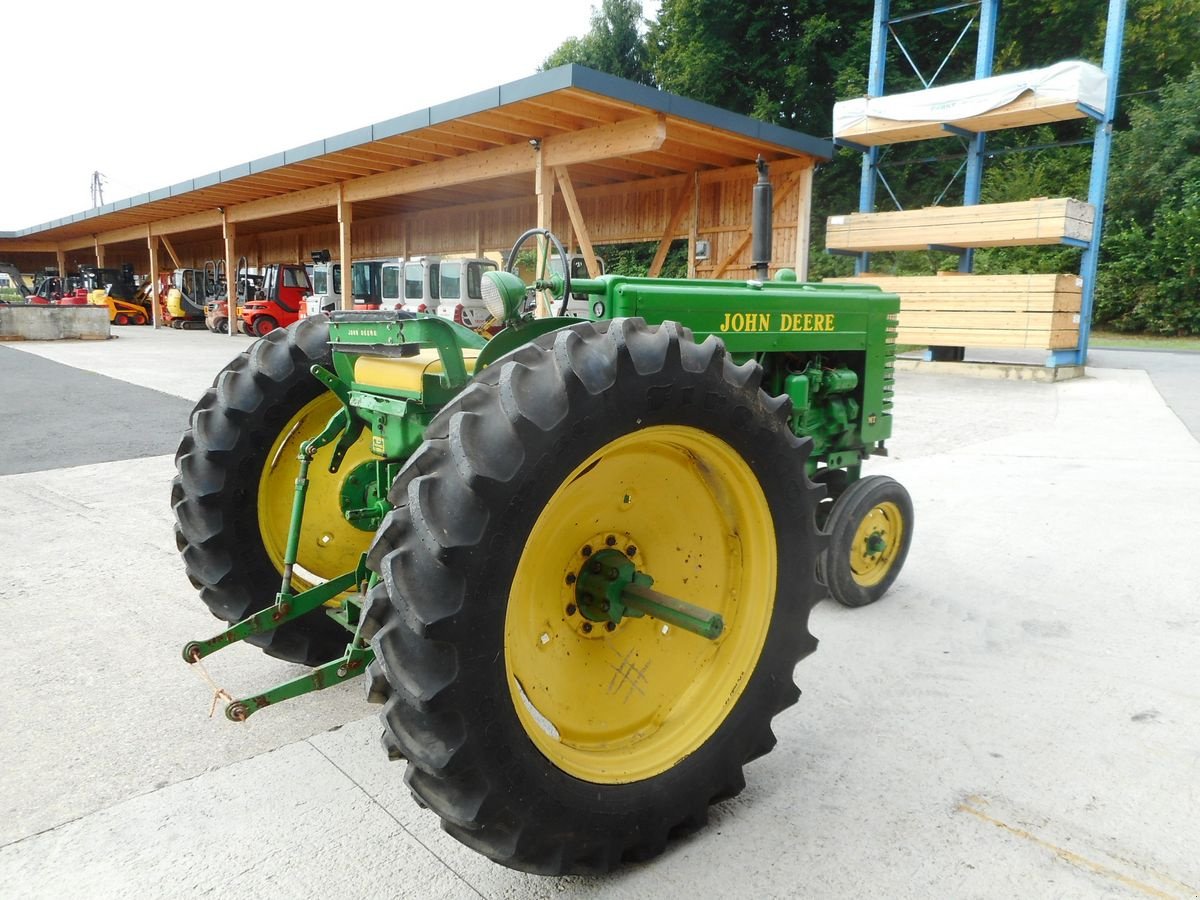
[174,168,912,875]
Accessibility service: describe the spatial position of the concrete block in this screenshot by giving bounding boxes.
[0,305,110,341]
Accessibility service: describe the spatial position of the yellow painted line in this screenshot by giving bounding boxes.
[957,797,1196,899]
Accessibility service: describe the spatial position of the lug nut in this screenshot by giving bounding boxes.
[606,567,619,581]
[626,546,637,558]
[605,622,616,632]
[565,573,576,585]
[565,603,577,616]
[589,560,602,574]
[581,545,592,557]
[605,535,617,546]
[582,622,593,634]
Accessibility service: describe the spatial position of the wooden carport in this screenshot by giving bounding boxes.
[0,65,830,327]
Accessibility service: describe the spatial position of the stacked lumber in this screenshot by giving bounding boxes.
[824,273,1083,349]
[836,91,1091,147]
[825,199,1094,252]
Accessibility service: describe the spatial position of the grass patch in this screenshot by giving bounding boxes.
[1089,329,1200,351]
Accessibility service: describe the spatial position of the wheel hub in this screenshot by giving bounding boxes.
[573,547,725,641]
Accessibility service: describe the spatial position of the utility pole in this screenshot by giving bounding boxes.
[90,171,105,208]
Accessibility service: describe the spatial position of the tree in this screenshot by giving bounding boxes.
[542,0,652,84]
[1095,67,1200,333]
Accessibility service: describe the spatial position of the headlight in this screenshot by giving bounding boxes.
[481,270,527,321]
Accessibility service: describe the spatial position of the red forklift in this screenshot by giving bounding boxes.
[239,263,311,335]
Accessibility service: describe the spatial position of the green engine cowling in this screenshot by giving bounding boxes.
[559,269,899,471]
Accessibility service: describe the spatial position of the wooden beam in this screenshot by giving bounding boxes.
[338,189,353,311]
[0,240,57,253]
[147,228,161,328]
[647,182,694,278]
[688,171,700,278]
[56,248,66,277]
[534,148,554,317]
[473,212,482,259]
[228,183,341,225]
[94,238,105,268]
[344,115,667,206]
[554,166,600,277]
[153,209,223,238]
[223,213,237,339]
[160,235,183,269]
[795,165,814,281]
[711,174,799,278]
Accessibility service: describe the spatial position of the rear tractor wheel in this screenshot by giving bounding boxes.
[362,318,824,874]
[823,475,913,608]
[114,313,130,326]
[172,317,377,665]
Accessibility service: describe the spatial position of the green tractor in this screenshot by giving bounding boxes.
[174,175,912,874]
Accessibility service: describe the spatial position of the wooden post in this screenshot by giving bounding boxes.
[554,166,600,277]
[688,172,700,278]
[338,188,353,311]
[534,145,554,316]
[473,212,483,258]
[223,211,237,339]
[795,165,814,282]
[94,238,105,268]
[56,247,66,280]
[400,219,408,263]
[147,227,161,328]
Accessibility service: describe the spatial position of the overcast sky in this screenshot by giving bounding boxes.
[1,0,659,231]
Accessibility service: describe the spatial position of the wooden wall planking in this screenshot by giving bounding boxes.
[150,161,808,280]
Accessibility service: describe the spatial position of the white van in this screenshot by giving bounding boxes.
[434,258,500,329]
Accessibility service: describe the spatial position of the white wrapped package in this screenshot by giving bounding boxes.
[834,60,1108,136]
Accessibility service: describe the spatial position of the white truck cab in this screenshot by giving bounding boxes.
[394,257,441,314]
[305,256,392,316]
[434,258,500,329]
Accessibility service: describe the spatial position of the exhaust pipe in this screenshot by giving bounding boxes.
[751,155,773,282]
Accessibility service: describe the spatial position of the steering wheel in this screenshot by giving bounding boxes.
[504,228,572,317]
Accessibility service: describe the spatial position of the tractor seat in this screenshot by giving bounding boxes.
[354,348,481,394]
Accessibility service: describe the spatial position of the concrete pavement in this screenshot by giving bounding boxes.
[1,328,1197,898]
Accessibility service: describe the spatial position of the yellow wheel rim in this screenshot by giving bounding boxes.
[849,500,904,588]
[504,425,776,784]
[256,392,374,590]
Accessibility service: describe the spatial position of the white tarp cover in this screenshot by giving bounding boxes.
[833,60,1108,135]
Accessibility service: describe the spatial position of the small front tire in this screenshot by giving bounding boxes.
[823,475,913,608]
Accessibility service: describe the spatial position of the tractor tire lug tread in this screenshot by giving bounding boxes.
[365,317,823,875]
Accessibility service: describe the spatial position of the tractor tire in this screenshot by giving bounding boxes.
[171,316,375,665]
[362,318,823,874]
[133,313,147,326]
[114,313,130,326]
[253,316,278,337]
[823,475,913,608]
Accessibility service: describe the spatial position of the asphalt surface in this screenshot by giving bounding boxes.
[0,344,195,475]
[1,328,1198,899]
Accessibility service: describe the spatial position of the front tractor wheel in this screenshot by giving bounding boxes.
[363,318,823,874]
[171,317,375,665]
[823,475,913,607]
